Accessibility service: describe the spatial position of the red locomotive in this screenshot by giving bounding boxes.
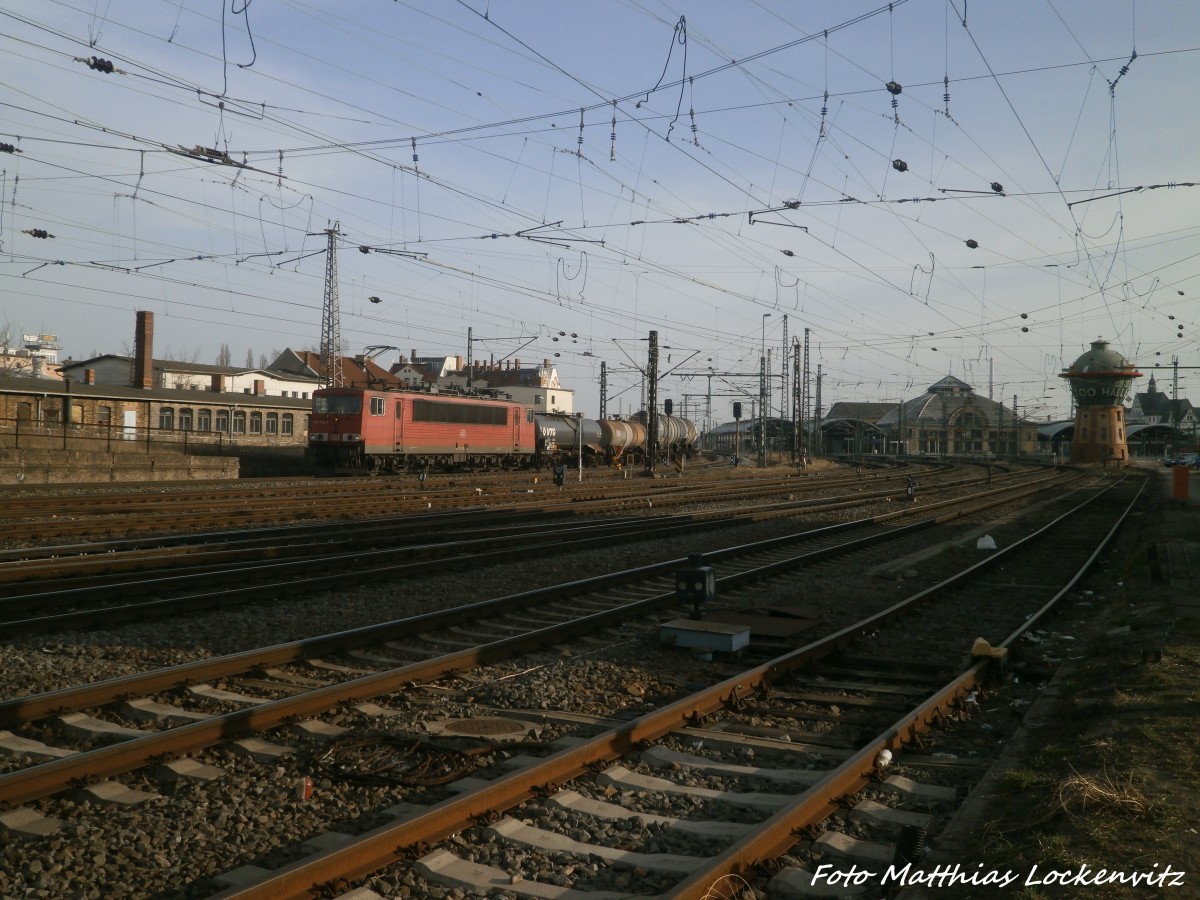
[308,387,537,472]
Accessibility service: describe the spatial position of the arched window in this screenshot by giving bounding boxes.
[97,405,112,426]
[266,412,278,434]
[197,408,212,431]
[281,413,294,436]
[178,408,194,431]
[216,409,230,432]
[250,411,263,434]
[232,411,247,434]
[159,408,175,430]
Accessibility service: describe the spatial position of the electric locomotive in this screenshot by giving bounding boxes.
[308,387,537,472]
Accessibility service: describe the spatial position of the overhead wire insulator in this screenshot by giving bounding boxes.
[87,56,115,73]
[23,228,54,238]
[359,246,371,253]
[886,81,901,121]
[892,159,908,172]
[990,182,1004,193]
[0,143,21,154]
[965,239,979,249]
[610,99,617,161]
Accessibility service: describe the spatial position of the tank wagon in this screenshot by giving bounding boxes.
[535,411,698,466]
[308,386,699,472]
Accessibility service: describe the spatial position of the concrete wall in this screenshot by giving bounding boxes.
[0,449,237,484]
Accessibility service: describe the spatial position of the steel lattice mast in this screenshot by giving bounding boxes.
[319,223,343,388]
[801,327,811,456]
[645,331,659,475]
[599,360,608,420]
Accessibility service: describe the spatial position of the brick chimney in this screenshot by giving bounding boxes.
[85,368,96,384]
[134,311,154,389]
[254,379,265,396]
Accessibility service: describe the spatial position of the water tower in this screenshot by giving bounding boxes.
[1059,339,1141,464]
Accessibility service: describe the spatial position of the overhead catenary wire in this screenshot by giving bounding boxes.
[0,2,1195,414]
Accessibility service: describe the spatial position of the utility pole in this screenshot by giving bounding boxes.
[815,363,823,457]
[791,341,800,462]
[780,314,788,448]
[599,360,608,419]
[758,354,767,467]
[759,313,771,467]
[801,328,811,459]
[645,331,659,476]
[466,326,474,390]
[319,223,343,388]
[1013,394,1019,454]
[705,370,713,438]
[1172,355,1181,430]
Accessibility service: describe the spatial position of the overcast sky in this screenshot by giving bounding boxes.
[1,0,1197,420]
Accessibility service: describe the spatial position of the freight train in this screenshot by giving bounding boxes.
[306,386,699,472]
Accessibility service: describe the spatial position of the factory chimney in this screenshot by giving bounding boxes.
[134,311,154,389]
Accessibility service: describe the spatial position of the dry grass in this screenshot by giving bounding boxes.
[935,485,1200,899]
[1054,765,1150,819]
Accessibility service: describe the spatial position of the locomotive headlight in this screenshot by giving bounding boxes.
[343,433,362,442]
[310,433,327,442]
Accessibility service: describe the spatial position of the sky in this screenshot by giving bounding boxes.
[1,0,1197,423]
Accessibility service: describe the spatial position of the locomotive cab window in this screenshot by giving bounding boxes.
[314,395,362,414]
[370,397,385,416]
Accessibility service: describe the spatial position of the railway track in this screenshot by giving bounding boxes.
[0,470,1141,898]
[0,459,930,545]
[204,475,1144,899]
[0,466,1066,635]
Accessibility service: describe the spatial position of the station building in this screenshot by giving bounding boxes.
[821,375,1041,458]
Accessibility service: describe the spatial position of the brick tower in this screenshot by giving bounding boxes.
[1059,339,1141,464]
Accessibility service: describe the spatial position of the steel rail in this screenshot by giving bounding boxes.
[0,466,1075,736]
[0,467,1061,635]
[0,462,952,543]
[662,475,1148,897]
[208,476,1141,899]
[0,471,1074,806]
